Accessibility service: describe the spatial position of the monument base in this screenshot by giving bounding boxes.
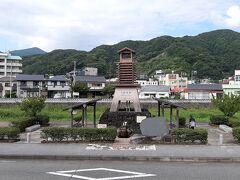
[99,108,151,134]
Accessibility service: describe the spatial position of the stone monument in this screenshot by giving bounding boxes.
[99,47,151,133]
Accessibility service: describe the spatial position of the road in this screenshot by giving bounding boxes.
[0,159,240,180]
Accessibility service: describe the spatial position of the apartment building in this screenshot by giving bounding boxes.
[0,52,22,78]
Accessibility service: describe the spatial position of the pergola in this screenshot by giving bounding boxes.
[155,98,186,128]
[64,99,101,128]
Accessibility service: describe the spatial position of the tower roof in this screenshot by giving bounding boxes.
[118,47,135,53]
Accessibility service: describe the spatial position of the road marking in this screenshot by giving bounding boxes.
[0,160,17,163]
[86,144,156,151]
[47,167,156,180]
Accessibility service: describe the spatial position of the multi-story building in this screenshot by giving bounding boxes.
[0,52,22,78]
[16,74,46,98]
[47,75,70,98]
[139,85,170,99]
[222,70,240,96]
[0,76,17,97]
[136,78,159,86]
[74,75,106,98]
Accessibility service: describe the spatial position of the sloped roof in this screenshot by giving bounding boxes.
[75,75,106,83]
[49,75,67,81]
[0,76,16,82]
[187,84,223,91]
[118,47,135,53]
[16,74,45,81]
[141,85,170,92]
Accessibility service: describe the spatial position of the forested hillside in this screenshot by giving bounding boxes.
[23,29,240,80]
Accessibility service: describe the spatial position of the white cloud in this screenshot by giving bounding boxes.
[0,0,238,51]
[224,5,240,28]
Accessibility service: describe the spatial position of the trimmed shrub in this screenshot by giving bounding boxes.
[233,127,240,143]
[209,115,228,125]
[229,118,240,128]
[11,118,35,132]
[171,128,208,144]
[179,117,186,127]
[0,127,20,140]
[32,115,50,126]
[41,127,117,142]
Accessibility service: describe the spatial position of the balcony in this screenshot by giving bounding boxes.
[20,85,40,92]
[7,63,22,67]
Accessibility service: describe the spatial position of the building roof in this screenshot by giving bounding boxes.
[141,85,170,92]
[187,84,223,91]
[7,55,22,60]
[49,75,67,81]
[75,75,106,83]
[118,47,135,53]
[16,74,45,81]
[0,76,16,82]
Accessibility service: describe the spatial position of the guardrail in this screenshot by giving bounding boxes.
[0,98,212,104]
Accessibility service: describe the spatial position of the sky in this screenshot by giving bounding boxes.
[0,0,240,52]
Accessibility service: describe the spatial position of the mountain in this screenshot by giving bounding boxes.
[22,29,240,80]
[11,47,46,57]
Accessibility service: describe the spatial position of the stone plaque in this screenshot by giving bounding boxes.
[140,117,169,137]
[97,124,107,129]
[136,116,146,123]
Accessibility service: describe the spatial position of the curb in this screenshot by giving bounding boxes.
[1,155,240,163]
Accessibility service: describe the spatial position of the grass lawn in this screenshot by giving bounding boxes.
[0,104,240,123]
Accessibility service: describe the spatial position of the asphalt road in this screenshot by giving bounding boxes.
[1,159,240,180]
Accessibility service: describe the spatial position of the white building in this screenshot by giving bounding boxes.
[0,76,17,97]
[0,52,22,78]
[47,75,70,98]
[222,70,240,96]
[139,85,170,99]
[136,78,159,86]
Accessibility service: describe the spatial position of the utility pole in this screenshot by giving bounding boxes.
[9,60,12,98]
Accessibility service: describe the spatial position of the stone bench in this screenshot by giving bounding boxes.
[219,125,232,133]
[25,125,41,132]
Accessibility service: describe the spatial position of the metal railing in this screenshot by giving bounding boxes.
[0,98,212,104]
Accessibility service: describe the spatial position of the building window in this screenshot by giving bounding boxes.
[33,81,39,86]
[60,81,65,87]
[5,83,10,87]
[236,75,240,82]
[20,81,27,86]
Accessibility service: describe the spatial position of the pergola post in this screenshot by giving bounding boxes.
[93,103,96,128]
[70,108,74,128]
[82,106,85,127]
[170,106,173,128]
[157,101,161,117]
[83,104,87,127]
[176,108,179,128]
[161,104,165,117]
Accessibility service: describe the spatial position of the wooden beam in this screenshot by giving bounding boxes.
[93,103,96,128]
[170,106,173,128]
[158,102,161,117]
[161,104,165,117]
[70,108,73,128]
[176,108,179,128]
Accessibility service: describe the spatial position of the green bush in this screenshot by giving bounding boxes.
[179,117,186,127]
[41,127,117,142]
[11,118,35,132]
[233,127,240,143]
[0,127,20,140]
[229,118,240,128]
[171,128,208,144]
[209,115,228,125]
[32,115,50,126]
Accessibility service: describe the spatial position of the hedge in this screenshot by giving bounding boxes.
[229,118,240,128]
[11,115,50,132]
[171,128,208,144]
[0,127,20,140]
[210,115,228,125]
[233,127,240,143]
[41,127,117,142]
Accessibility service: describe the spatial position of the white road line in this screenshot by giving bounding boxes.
[58,168,106,173]
[0,160,17,163]
[101,168,146,175]
[98,174,156,180]
[47,172,97,180]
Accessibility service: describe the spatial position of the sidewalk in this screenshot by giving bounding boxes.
[1,143,240,163]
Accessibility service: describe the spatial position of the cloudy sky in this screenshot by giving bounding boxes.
[0,0,240,52]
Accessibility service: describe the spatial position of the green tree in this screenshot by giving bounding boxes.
[18,97,46,118]
[102,84,115,98]
[213,94,240,117]
[71,82,90,97]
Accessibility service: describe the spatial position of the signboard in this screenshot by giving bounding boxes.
[97,124,107,129]
[136,116,146,123]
